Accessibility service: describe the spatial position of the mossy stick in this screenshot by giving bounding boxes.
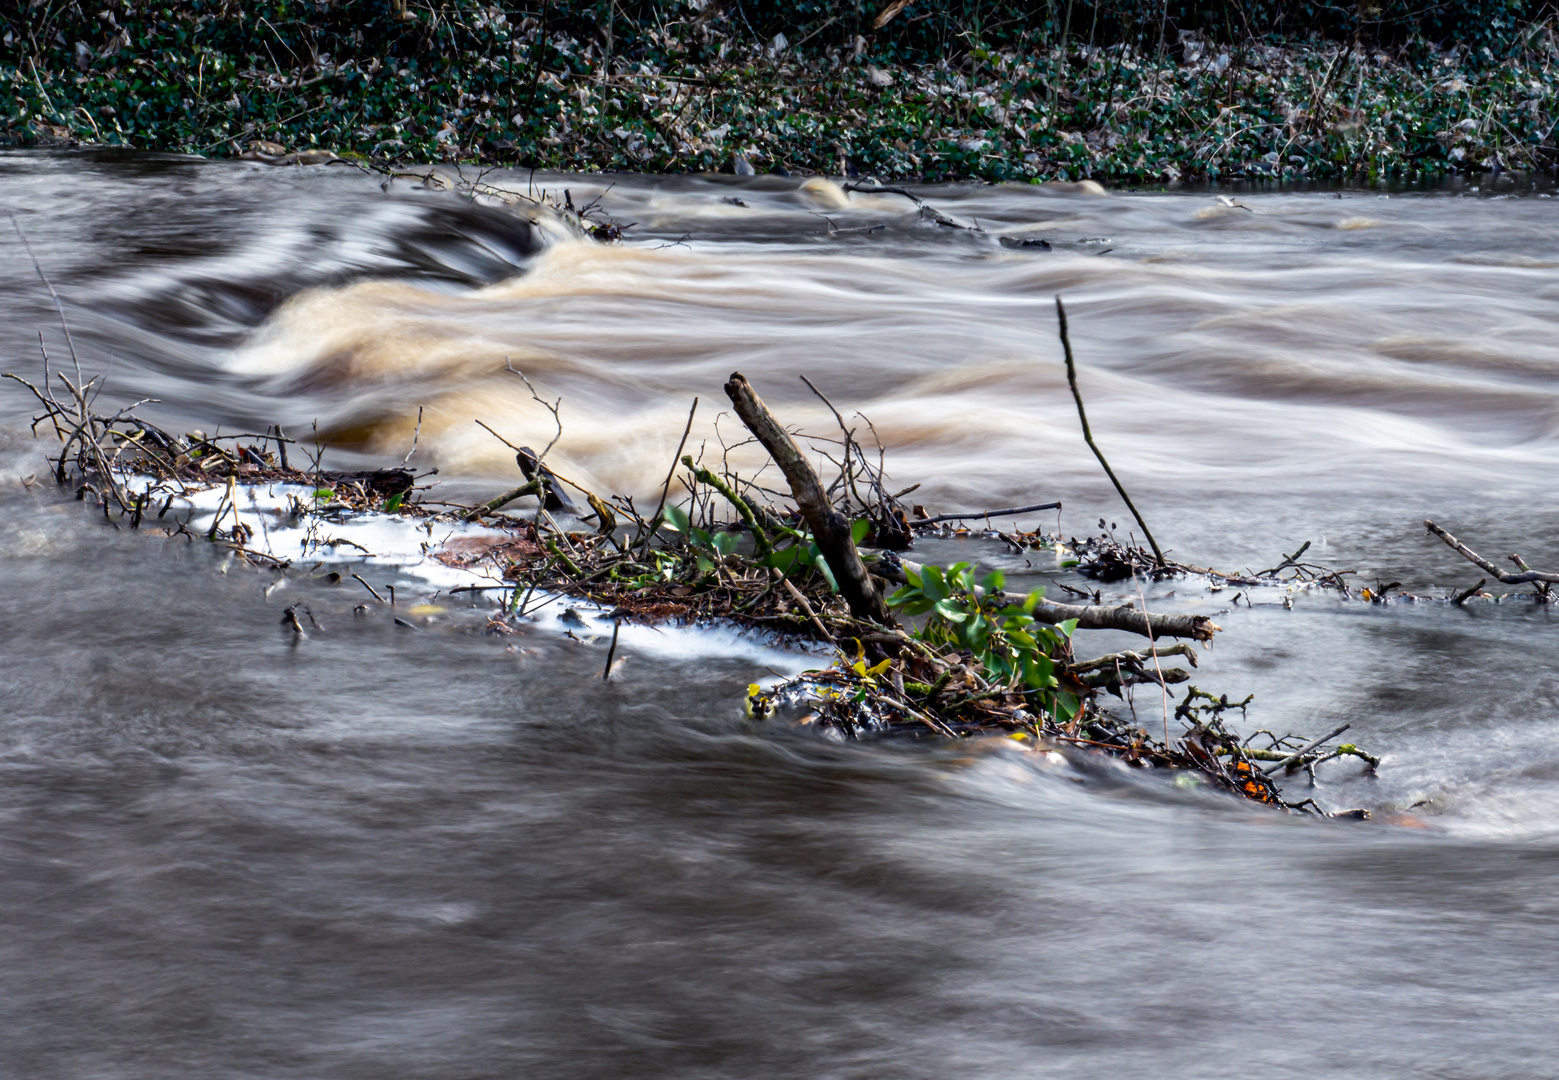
[682,455,772,556]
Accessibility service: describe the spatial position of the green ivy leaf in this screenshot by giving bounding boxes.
[921,565,948,602]
[762,545,806,575]
[932,599,967,622]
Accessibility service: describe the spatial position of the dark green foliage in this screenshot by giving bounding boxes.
[722,1,1550,55]
[2,1,1555,182]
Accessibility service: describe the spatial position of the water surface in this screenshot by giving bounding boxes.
[2,152,1558,1078]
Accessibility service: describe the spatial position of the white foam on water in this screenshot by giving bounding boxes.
[131,475,819,674]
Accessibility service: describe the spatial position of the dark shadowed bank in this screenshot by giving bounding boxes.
[4,0,1558,183]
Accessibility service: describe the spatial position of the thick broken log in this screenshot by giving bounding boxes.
[724,372,896,627]
[881,556,1218,642]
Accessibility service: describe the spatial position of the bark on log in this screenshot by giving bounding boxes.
[1033,597,1218,641]
[724,373,896,627]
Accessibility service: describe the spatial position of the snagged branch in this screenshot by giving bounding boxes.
[915,502,1061,525]
[1263,722,1351,776]
[1425,519,1559,586]
[464,478,541,520]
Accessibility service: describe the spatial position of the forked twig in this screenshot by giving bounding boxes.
[1425,519,1559,586]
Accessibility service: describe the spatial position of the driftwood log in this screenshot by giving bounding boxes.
[724,372,896,627]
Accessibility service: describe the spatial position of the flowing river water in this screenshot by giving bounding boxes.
[2,150,1558,1078]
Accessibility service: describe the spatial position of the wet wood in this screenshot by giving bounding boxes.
[1425,519,1559,586]
[723,372,895,628]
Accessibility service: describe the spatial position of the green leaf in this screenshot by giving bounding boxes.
[921,565,948,602]
[663,504,691,534]
[981,569,1005,594]
[967,616,989,651]
[1024,653,1057,691]
[1058,618,1079,638]
[851,517,871,545]
[762,545,807,575]
[932,599,967,622]
[314,488,335,500]
[813,553,838,592]
[712,530,739,556]
[382,492,404,513]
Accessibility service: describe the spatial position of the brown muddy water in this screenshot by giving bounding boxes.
[2,150,1558,1079]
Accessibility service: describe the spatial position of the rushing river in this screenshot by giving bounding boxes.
[2,150,1558,1078]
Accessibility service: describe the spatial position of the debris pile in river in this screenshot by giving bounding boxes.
[3,227,1388,818]
[7,335,1385,816]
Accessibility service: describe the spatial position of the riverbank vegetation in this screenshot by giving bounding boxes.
[5,1,1558,182]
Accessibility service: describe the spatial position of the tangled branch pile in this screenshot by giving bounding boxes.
[8,324,1383,817]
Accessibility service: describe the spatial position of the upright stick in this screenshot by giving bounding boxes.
[7,210,82,380]
[640,397,698,557]
[1055,296,1165,567]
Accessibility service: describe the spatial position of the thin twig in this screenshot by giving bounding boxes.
[915,502,1062,525]
[1055,296,1164,566]
[643,397,699,554]
[601,619,621,680]
[1263,722,1350,776]
[401,405,424,465]
[5,210,82,381]
[351,573,387,602]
